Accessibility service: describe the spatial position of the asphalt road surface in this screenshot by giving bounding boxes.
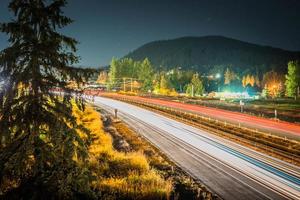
[102,94,300,141]
[93,96,300,200]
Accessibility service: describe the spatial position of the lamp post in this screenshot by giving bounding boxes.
[215,73,221,92]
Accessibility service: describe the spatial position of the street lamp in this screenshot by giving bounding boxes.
[215,73,221,92]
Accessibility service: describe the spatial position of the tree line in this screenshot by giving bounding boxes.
[103,58,205,96]
[103,58,300,99]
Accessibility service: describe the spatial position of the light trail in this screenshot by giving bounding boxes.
[93,96,300,200]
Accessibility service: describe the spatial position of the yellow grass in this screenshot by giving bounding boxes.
[98,171,172,200]
[72,104,172,199]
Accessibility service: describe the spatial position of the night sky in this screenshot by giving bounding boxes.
[0,0,300,67]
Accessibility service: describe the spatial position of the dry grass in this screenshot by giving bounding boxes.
[112,121,171,170]
[98,171,172,200]
[73,105,172,199]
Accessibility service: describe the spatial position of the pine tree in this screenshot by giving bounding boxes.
[0,0,94,197]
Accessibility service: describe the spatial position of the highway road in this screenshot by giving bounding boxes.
[101,94,300,141]
[93,96,300,200]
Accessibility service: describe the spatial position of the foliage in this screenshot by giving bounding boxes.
[261,86,269,98]
[242,74,255,87]
[262,70,284,98]
[152,73,178,96]
[107,57,154,91]
[108,57,120,89]
[97,70,108,84]
[285,61,300,99]
[160,75,169,91]
[0,0,94,198]
[168,69,194,92]
[224,68,236,85]
[138,58,154,92]
[185,73,205,96]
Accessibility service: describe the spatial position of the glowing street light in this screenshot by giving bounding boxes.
[215,73,221,79]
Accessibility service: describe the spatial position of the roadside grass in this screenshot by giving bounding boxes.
[74,105,172,199]
[111,120,171,170]
[97,171,172,200]
[104,111,215,199]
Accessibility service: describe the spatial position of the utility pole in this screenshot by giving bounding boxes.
[191,84,194,97]
[123,78,126,92]
[131,78,133,92]
[240,100,244,112]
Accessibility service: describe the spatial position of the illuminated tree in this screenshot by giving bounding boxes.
[224,68,231,85]
[285,61,300,99]
[261,85,269,98]
[224,67,236,85]
[249,75,255,87]
[153,73,177,95]
[242,76,247,87]
[96,70,108,84]
[262,71,284,98]
[245,74,251,86]
[160,74,169,90]
[242,74,259,88]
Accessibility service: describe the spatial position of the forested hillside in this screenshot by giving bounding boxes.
[125,36,300,75]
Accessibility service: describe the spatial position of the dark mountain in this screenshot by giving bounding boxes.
[125,36,300,75]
